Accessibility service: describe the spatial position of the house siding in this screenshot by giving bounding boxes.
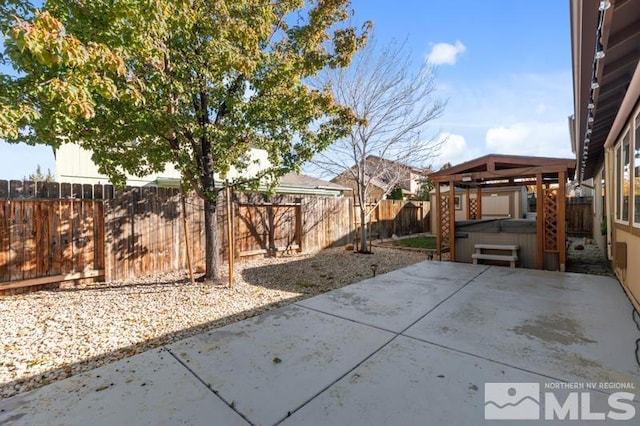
[612,228,640,311]
[603,91,640,313]
[55,143,271,187]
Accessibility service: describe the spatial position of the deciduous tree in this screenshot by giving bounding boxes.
[312,39,444,252]
[1,0,369,282]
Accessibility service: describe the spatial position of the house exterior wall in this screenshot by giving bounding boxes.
[56,143,271,187]
[592,167,607,256]
[612,229,640,311]
[55,144,182,186]
[602,85,640,313]
[331,176,388,202]
[408,172,422,194]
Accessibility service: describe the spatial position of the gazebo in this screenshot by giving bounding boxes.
[429,154,576,271]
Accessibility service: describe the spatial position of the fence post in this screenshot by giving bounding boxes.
[180,186,195,285]
[225,181,234,288]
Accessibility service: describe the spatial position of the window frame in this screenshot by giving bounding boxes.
[622,130,631,224]
[615,137,623,223]
[634,112,640,228]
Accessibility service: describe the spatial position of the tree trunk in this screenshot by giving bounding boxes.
[358,185,369,253]
[203,196,221,282]
[200,120,221,282]
[359,207,369,253]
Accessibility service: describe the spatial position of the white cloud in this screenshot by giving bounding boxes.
[434,132,480,167]
[427,41,466,65]
[485,121,574,158]
[430,70,575,165]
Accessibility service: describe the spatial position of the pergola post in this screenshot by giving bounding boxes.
[465,187,471,220]
[558,170,567,272]
[448,180,456,262]
[435,182,442,260]
[536,173,544,269]
[427,155,575,270]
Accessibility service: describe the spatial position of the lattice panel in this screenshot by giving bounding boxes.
[543,188,558,251]
[439,195,451,247]
[469,198,479,219]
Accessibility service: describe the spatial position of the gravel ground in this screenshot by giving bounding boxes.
[566,237,613,276]
[0,247,426,399]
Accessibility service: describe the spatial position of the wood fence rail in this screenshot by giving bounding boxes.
[1,180,430,292]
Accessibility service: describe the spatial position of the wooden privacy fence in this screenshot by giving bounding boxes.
[0,180,204,291]
[1,179,429,292]
[102,186,204,282]
[0,199,104,289]
[235,202,301,257]
[566,196,593,237]
[356,200,430,239]
[228,193,352,258]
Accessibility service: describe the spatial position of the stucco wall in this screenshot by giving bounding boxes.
[614,228,640,312]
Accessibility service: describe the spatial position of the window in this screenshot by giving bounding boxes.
[454,195,462,210]
[635,114,640,226]
[623,132,631,222]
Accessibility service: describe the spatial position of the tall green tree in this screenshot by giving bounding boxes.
[1,0,369,282]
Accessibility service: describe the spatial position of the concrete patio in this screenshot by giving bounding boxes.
[1,261,639,425]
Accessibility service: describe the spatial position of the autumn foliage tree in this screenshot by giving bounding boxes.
[1,0,369,282]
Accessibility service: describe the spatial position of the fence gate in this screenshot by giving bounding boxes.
[0,199,105,290]
[566,197,593,237]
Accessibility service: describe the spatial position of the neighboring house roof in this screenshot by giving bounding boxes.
[331,155,429,194]
[158,172,348,196]
[276,173,351,196]
[569,0,640,180]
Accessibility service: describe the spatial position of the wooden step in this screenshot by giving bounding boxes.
[472,253,518,268]
[472,254,518,261]
[474,244,519,251]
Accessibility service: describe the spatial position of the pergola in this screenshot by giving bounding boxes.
[429,154,576,271]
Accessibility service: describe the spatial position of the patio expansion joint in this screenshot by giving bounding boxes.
[395,336,622,397]
[271,333,401,426]
[292,264,492,338]
[396,265,491,336]
[292,303,400,335]
[163,346,256,426]
[272,265,493,425]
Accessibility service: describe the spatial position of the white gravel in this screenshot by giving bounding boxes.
[0,247,426,398]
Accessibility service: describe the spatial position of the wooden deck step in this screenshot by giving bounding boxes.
[473,243,519,267]
[474,244,519,251]
[472,253,518,268]
[471,253,518,261]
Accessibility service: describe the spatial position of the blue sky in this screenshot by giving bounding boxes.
[0,0,574,179]
[345,0,574,169]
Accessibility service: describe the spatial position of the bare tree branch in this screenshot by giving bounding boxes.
[312,37,446,252]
